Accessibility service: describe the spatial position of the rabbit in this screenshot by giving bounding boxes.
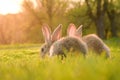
[40,24,62,58]
[71,23,111,58]
[49,24,88,59]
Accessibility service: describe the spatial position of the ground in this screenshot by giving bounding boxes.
[0,38,120,80]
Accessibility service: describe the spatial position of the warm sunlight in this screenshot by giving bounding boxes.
[0,0,83,15]
[0,0,23,15]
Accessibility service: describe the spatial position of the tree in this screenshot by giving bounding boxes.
[22,0,69,42]
[106,0,118,37]
[0,14,26,44]
[85,0,107,39]
[22,0,68,29]
[85,0,120,38]
[66,0,120,39]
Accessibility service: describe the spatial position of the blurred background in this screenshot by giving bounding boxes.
[0,0,120,44]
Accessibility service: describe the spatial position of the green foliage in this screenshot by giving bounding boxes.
[66,0,120,39]
[0,38,120,80]
[1,0,120,44]
[66,3,89,26]
[66,2,96,35]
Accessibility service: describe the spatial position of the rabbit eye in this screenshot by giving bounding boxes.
[41,48,44,52]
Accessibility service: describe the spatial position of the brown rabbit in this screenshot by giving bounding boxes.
[72,23,111,58]
[40,24,62,58]
[49,24,88,59]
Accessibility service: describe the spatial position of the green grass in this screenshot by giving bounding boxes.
[0,38,120,80]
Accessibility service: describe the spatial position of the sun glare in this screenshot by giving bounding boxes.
[0,0,23,15]
[0,0,83,15]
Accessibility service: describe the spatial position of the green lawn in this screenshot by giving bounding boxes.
[0,38,120,80]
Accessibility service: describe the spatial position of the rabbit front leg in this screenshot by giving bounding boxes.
[57,51,66,60]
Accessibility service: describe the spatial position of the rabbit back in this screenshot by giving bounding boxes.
[50,36,88,57]
[82,34,110,58]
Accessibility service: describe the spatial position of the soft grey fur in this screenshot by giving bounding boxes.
[82,34,110,58]
[49,36,88,59]
[76,25,111,58]
[49,24,88,59]
[40,24,62,58]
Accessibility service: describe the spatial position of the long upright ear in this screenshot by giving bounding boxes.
[76,25,83,37]
[42,24,51,43]
[51,24,62,42]
[67,23,76,36]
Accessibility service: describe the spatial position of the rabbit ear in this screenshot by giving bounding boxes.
[51,24,62,42]
[42,24,51,43]
[67,23,76,36]
[76,25,83,37]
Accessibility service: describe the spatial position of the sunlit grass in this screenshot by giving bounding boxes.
[0,38,120,80]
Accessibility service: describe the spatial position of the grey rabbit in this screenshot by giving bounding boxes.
[49,24,88,59]
[72,23,111,58]
[40,24,62,58]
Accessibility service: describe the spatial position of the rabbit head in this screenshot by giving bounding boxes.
[40,24,62,58]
